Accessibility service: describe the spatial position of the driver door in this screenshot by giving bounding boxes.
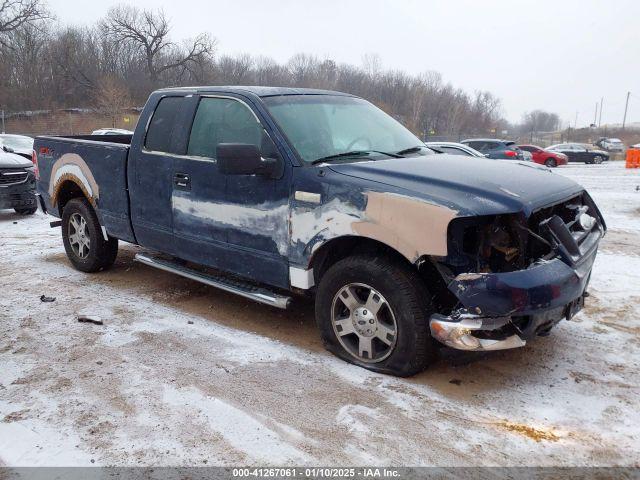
[171,95,290,288]
[572,145,589,162]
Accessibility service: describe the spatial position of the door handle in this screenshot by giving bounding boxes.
[174,173,191,190]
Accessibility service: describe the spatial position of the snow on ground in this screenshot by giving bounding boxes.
[0,162,638,467]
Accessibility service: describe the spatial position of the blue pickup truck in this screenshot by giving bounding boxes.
[34,86,605,376]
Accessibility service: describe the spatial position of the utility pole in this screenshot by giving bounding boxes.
[574,111,579,129]
[622,91,631,130]
[1,110,4,133]
[593,102,598,126]
[598,97,603,127]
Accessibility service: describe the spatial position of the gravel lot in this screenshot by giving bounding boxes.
[1,162,638,467]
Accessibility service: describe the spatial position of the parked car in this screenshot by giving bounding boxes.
[424,141,486,157]
[0,149,37,214]
[35,86,605,376]
[460,138,525,160]
[520,149,533,162]
[517,144,569,168]
[0,134,34,160]
[91,128,134,136]
[595,137,625,152]
[547,143,609,164]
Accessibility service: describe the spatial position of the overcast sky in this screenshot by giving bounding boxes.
[47,0,639,126]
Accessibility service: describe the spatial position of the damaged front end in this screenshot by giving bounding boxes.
[429,192,605,351]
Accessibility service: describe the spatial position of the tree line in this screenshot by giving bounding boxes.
[0,0,558,136]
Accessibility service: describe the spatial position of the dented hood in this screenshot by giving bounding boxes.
[328,155,584,216]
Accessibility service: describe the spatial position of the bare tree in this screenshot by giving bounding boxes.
[0,0,48,47]
[0,3,530,139]
[93,77,132,128]
[101,5,215,84]
[520,110,560,134]
[362,53,381,78]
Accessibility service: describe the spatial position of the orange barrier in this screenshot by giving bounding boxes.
[626,148,640,168]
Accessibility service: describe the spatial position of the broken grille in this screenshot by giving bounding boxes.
[447,192,604,275]
[528,193,602,264]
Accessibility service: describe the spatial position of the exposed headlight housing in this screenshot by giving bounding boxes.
[578,213,596,231]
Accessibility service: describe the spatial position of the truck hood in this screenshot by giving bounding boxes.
[0,150,32,169]
[328,155,584,216]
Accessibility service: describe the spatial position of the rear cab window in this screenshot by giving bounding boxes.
[144,96,185,153]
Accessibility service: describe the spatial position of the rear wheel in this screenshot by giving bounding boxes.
[315,254,437,376]
[544,158,557,168]
[61,198,118,272]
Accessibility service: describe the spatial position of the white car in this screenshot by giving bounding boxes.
[424,141,486,158]
[0,134,34,160]
[599,138,625,152]
[91,128,134,136]
[426,141,535,162]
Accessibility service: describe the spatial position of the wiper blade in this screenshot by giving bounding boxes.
[311,150,401,165]
[395,145,427,155]
[311,151,369,164]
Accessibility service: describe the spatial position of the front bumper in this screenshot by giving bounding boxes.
[430,219,602,351]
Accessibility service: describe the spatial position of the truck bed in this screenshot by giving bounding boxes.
[34,135,136,243]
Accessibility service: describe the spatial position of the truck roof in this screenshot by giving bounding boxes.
[155,85,354,98]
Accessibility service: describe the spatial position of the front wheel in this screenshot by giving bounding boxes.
[61,197,118,273]
[592,155,603,164]
[315,255,437,376]
[544,158,557,168]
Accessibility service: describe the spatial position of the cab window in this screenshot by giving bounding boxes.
[145,96,184,153]
[187,97,279,160]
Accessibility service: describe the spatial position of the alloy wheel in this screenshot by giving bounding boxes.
[331,283,398,363]
[68,212,90,259]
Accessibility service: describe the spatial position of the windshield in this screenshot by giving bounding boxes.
[1,136,33,150]
[263,95,430,163]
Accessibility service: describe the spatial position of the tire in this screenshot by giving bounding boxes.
[593,155,603,164]
[544,158,557,168]
[14,207,37,215]
[61,197,118,273]
[315,254,437,377]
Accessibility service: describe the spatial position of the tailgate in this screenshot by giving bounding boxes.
[35,136,135,243]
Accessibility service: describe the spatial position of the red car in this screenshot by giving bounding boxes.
[517,145,568,167]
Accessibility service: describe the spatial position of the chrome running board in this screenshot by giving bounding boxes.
[134,253,291,309]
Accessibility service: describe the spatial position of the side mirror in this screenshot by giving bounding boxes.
[216,143,280,178]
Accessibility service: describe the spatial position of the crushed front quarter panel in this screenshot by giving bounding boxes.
[288,167,460,268]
